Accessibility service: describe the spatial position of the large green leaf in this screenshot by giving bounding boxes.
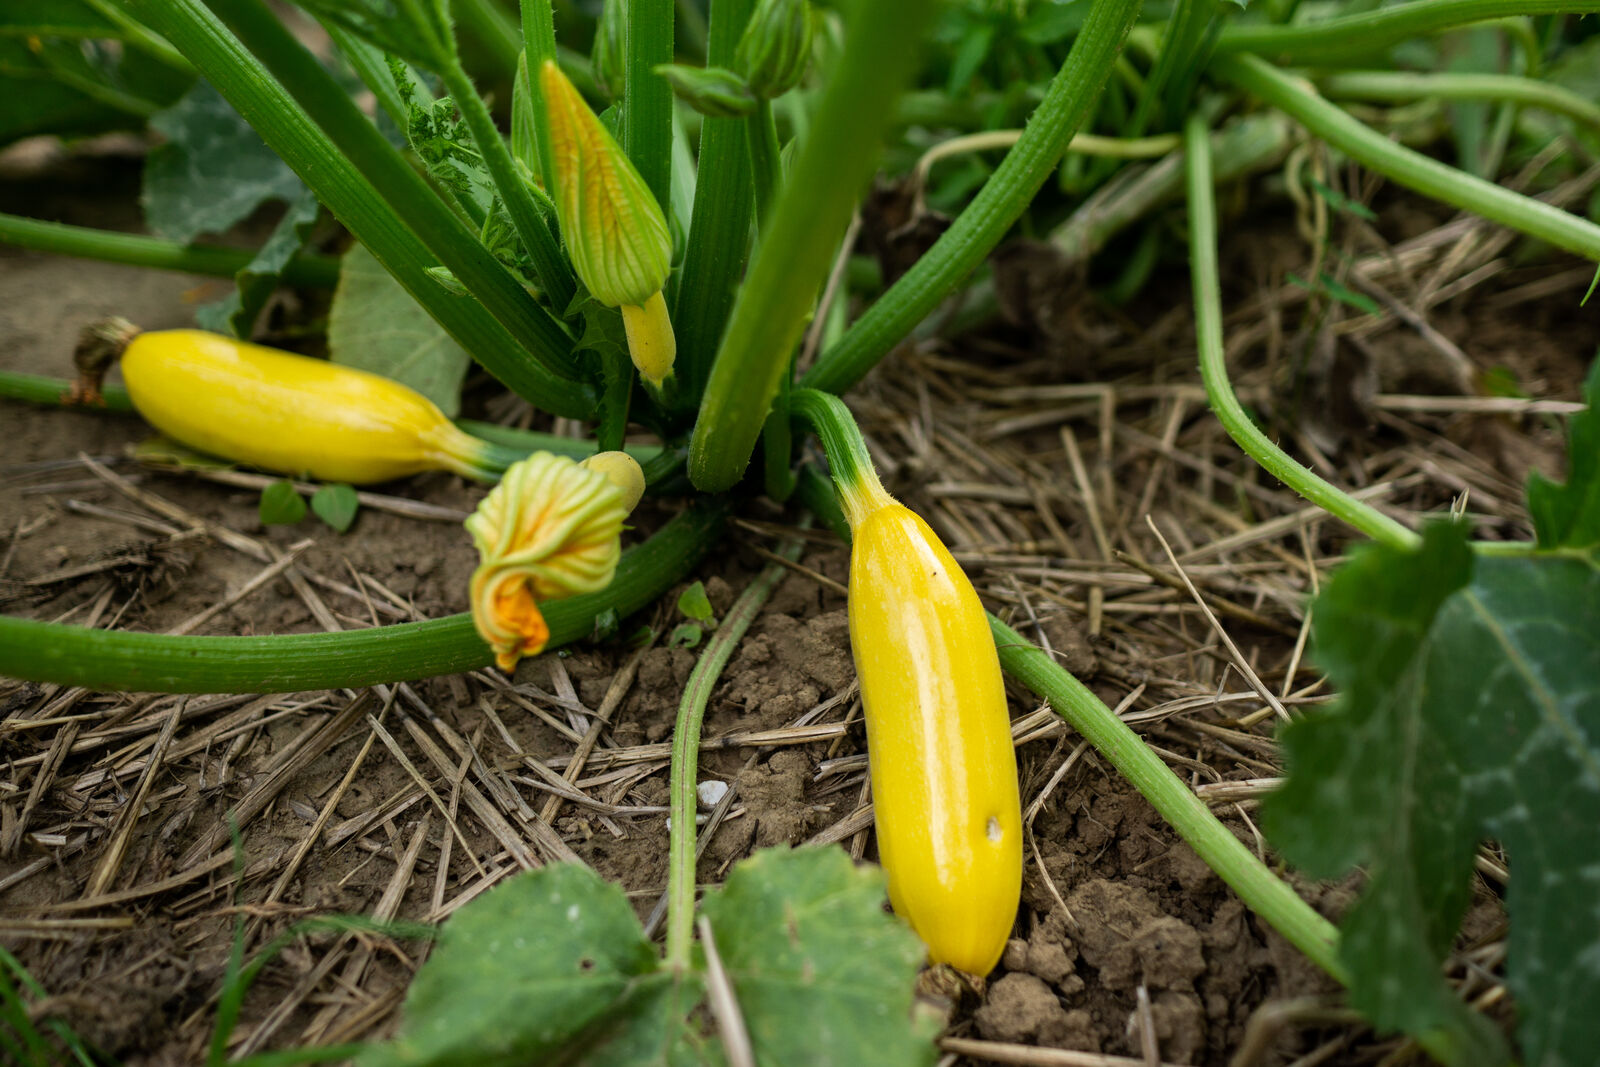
[195,189,320,338]
[0,1,118,36]
[1266,522,1600,1066]
[0,34,186,146]
[142,79,306,244]
[365,864,708,1067]
[327,242,471,417]
[699,847,936,1067]
[1527,358,1599,553]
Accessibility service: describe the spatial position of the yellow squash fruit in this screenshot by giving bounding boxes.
[115,329,500,484]
[846,483,1022,975]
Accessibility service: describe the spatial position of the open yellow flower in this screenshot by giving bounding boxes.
[540,59,676,387]
[466,452,636,672]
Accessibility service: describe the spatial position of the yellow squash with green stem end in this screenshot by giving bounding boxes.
[80,323,506,485]
[810,390,1022,975]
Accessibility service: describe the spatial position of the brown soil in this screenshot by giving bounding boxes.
[1,140,1592,1065]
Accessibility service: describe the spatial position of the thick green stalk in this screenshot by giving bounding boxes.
[1183,114,1419,551]
[1318,70,1600,136]
[127,0,596,418]
[0,213,340,286]
[437,60,578,313]
[665,530,805,969]
[671,0,756,411]
[519,0,561,192]
[802,0,1143,396]
[1216,53,1600,264]
[689,0,938,491]
[0,501,726,694]
[1215,0,1600,61]
[746,100,781,231]
[789,466,1344,980]
[623,0,675,209]
[190,0,592,390]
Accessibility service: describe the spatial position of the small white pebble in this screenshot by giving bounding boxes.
[697,780,730,809]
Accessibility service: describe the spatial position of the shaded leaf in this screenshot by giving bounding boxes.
[143,80,306,245]
[196,190,321,337]
[291,0,453,70]
[1526,358,1599,554]
[259,480,306,525]
[699,847,936,1067]
[365,864,713,1067]
[328,242,471,417]
[310,484,359,533]
[1266,522,1600,1066]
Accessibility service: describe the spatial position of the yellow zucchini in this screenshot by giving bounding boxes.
[115,329,498,484]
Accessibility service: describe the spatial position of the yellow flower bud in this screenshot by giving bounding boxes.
[540,59,677,386]
[579,450,646,513]
[466,452,628,672]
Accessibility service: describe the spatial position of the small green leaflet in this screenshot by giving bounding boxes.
[259,480,306,525]
[1526,358,1599,553]
[311,484,360,533]
[366,847,937,1066]
[328,243,471,417]
[1265,521,1600,1066]
[677,581,715,622]
[1285,270,1381,317]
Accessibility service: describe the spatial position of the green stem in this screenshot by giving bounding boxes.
[1318,70,1600,136]
[665,528,805,970]
[791,466,1344,981]
[790,388,885,522]
[189,0,593,395]
[1215,54,1600,264]
[623,0,675,210]
[0,500,727,694]
[0,213,340,286]
[987,616,1345,978]
[1184,114,1418,551]
[670,0,756,413]
[689,0,939,492]
[79,0,196,73]
[438,60,579,314]
[1213,0,1600,62]
[746,99,781,232]
[518,0,561,194]
[801,0,1143,397]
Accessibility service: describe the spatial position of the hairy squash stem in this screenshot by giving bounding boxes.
[793,390,1022,975]
[801,0,1143,397]
[687,0,938,493]
[1182,116,1420,552]
[1215,53,1600,265]
[1213,0,1600,62]
[0,501,728,694]
[665,527,808,971]
[790,466,1344,981]
[1317,71,1600,136]
[0,213,342,286]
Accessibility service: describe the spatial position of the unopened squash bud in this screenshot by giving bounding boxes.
[580,450,645,512]
[734,0,813,98]
[655,63,757,118]
[466,452,628,672]
[539,59,677,386]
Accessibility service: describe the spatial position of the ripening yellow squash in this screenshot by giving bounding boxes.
[848,496,1023,975]
[119,329,500,484]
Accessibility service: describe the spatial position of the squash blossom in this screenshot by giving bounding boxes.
[539,60,676,387]
[466,451,643,672]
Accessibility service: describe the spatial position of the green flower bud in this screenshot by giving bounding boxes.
[655,63,758,118]
[734,0,813,99]
[591,0,627,100]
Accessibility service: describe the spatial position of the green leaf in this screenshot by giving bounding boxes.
[196,190,321,337]
[292,0,453,70]
[668,623,704,650]
[1526,358,1599,553]
[143,79,308,245]
[1285,270,1381,317]
[366,864,713,1067]
[1266,522,1600,1066]
[310,484,360,533]
[1307,177,1377,222]
[328,242,471,417]
[0,35,186,147]
[699,847,936,1067]
[676,581,714,622]
[259,480,307,525]
[0,1,117,36]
